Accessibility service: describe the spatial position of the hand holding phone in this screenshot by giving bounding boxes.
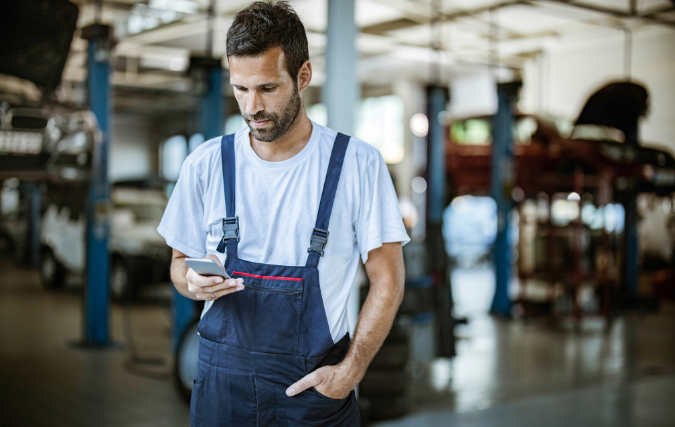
[184,255,244,301]
[185,258,231,278]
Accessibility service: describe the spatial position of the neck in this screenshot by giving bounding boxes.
[249,108,313,162]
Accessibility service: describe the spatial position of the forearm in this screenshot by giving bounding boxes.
[285,243,405,399]
[340,243,405,384]
[170,252,195,300]
[341,278,404,383]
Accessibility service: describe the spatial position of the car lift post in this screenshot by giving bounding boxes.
[80,23,113,346]
[623,127,640,300]
[324,0,358,135]
[426,85,456,357]
[172,56,224,353]
[623,194,639,297]
[26,183,41,269]
[324,0,360,340]
[490,82,519,317]
[191,57,224,141]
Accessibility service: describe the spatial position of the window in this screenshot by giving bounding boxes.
[355,95,404,164]
[161,135,187,181]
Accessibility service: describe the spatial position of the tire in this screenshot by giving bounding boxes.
[385,322,409,343]
[174,320,200,403]
[0,232,15,260]
[40,247,65,289]
[110,257,133,302]
[360,371,407,396]
[370,342,409,370]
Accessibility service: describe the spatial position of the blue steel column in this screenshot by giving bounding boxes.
[623,192,639,297]
[427,88,446,224]
[173,58,224,352]
[490,83,518,317]
[82,25,113,346]
[28,184,41,268]
[201,67,224,140]
[173,290,195,353]
[324,0,358,134]
[426,86,456,358]
[324,0,359,340]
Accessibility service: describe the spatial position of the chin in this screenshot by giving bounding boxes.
[250,127,280,143]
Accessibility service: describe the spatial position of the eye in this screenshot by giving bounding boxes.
[262,86,276,92]
[234,86,247,92]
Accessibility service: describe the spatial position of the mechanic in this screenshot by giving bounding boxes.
[158,1,409,425]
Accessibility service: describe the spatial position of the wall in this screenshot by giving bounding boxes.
[521,26,675,155]
[109,114,156,181]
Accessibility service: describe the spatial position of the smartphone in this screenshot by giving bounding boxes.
[185,258,231,279]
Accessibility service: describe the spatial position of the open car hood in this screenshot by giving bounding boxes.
[0,0,79,96]
[575,82,649,145]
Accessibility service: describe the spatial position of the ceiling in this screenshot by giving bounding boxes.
[60,0,675,98]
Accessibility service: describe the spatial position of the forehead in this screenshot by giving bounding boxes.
[229,46,290,85]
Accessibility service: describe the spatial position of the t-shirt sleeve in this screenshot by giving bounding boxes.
[157,157,207,259]
[355,152,411,263]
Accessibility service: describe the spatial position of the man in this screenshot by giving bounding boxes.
[158,1,408,425]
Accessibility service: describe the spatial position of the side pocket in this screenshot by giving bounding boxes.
[309,386,350,402]
[194,359,210,385]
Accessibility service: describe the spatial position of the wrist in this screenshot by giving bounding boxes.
[337,355,366,385]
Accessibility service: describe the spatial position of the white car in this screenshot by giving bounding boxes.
[39,186,172,301]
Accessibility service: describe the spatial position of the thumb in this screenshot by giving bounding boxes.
[286,371,320,397]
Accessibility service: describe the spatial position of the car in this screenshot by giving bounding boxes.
[40,183,173,301]
[445,82,675,198]
[0,0,95,185]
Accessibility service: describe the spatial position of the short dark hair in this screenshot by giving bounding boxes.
[227,1,309,81]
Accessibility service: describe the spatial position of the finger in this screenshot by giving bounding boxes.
[187,277,223,295]
[187,278,229,296]
[196,283,245,300]
[287,371,321,397]
[203,254,225,268]
[187,270,227,288]
[212,283,245,297]
[201,278,244,293]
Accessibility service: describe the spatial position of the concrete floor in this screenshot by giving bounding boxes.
[1,260,674,427]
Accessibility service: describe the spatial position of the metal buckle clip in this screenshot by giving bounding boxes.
[222,216,239,241]
[307,228,329,256]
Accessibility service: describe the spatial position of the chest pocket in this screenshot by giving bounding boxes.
[217,269,304,355]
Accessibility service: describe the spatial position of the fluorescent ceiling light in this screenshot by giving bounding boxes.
[149,0,200,14]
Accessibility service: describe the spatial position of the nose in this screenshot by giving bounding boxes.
[245,91,264,117]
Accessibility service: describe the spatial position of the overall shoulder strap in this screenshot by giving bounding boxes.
[216,134,239,258]
[306,132,350,268]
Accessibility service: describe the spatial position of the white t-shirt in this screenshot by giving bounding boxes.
[157,122,410,342]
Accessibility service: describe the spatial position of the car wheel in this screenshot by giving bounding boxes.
[174,320,200,403]
[40,247,65,289]
[110,258,133,302]
[0,232,15,260]
[370,342,410,370]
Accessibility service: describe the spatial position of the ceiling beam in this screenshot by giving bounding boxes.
[640,5,675,19]
[360,1,524,36]
[537,0,675,28]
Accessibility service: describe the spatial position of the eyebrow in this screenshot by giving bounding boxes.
[230,82,279,88]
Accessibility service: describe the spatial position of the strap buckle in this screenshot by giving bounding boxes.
[222,216,239,241]
[308,228,329,256]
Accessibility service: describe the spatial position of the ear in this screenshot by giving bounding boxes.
[297,60,312,94]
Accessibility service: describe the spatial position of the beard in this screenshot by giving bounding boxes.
[242,86,302,142]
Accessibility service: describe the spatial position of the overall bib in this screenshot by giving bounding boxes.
[190,133,361,426]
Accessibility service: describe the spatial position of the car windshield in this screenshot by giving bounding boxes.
[450,116,541,145]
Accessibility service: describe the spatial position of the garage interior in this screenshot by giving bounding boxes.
[1,0,675,426]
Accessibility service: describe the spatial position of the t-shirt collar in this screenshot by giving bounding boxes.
[240,120,319,169]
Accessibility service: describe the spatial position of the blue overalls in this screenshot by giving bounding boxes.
[190,133,361,426]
